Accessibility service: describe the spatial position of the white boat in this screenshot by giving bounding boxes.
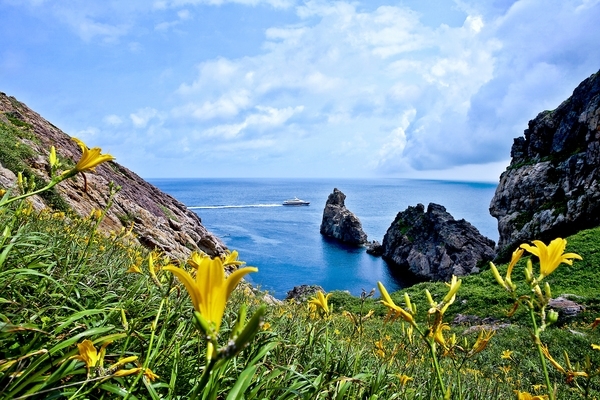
[282,197,310,206]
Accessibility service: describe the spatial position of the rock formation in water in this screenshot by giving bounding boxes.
[489,70,600,256]
[0,92,226,260]
[381,203,496,282]
[320,188,368,246]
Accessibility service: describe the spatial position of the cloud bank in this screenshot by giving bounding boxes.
[2,0,599,179]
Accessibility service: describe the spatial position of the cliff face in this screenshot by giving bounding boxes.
[490,70,600,255]
[0,92,226,260]
[320,188,368,246]
[381,203,496,282]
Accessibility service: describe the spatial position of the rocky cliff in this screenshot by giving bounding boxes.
[320,188,368,246]
[490,70,600,255]
[381,203,496,282]
[0,92,226,260]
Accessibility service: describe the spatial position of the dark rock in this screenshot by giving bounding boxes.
[366,240,383,256]
[320,188,368,245]
[490,69,600,255]
[381,203,496,282]
[548,295,585,323]
[285,284,325,303]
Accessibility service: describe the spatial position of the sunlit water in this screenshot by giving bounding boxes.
[149,178,498,299]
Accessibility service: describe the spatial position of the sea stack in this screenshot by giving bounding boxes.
[381,203,496,282]
[320,188,368,246]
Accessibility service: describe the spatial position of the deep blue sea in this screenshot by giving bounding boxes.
[149,178,498,299]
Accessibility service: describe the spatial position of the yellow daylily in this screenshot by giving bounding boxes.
[469,329,494,355]
[308,291,332,315]
[514,390,549,400]
[164,255,257,333]
[222,250,244,267]
[505,247,524,287]
[520,238,582,278]
[397,374,413,386]
[501,349,514,360]
[377,281,414,324]
[71,339,111,375]
[49,145,58,167]
[187,251,210,269]
[72,137,115,173]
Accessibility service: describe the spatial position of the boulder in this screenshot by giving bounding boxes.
[381,203,496,282]
[490,70,600,256]
[285,284,325,303]
[366,240,383,256]
[0,92,226,260]
[320,188,368,245]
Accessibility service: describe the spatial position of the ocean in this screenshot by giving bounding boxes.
[149,178,498,299]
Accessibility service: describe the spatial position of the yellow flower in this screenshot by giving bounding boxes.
[397,374,413,386]
[469,329,494,355]
[188,251,210,269]
[520,238,582,278]
[126,264,142,274]
[514,390,549,400]
[113,366,159,381]
[501,349,513,360]
[71,339,110,375]
[222,250,244,267]
[164,255,257,333]
[592,344,600,351]
[148,251,162,287]
[432,323,451,348]
[262,322,271,331]
[49,146,58,167]
[377,282,414,324]
[72,137,115,172]
[540,345,565,374]
[308,291,332,315]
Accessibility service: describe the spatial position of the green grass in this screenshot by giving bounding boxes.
[0,118,70,211]
[1,179,600,398]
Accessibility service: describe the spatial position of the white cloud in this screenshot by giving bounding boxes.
[201,105,304,138]
[172,90,252,120]
[130,108,160,128]
[103,115,123,126]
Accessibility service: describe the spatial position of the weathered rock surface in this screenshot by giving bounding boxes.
[320,188,368,245]
[366,240,383,256]
[381,203,496,282]
[285,284,325,303]
[0,92,226,260]
[548,295,585,323]
[490,70,600,255]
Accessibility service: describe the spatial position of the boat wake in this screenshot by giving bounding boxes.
[188,204,283,209]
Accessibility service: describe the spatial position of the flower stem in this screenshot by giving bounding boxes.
[529,306,555,400]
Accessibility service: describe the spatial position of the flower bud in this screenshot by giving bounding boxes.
[547,309,559,325]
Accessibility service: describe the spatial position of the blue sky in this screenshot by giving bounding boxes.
[1,0,599,181]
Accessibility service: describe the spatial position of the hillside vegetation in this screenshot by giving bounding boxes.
[1,135,600,399]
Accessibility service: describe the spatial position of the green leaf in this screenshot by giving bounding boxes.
[226,365,257,400]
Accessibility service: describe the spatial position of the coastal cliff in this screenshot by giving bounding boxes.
[0,92,226,260]
[490,69,600,255]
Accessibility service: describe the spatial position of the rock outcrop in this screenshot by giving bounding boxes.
[381,203,496,282]
[320,188,368,245]
[285,284,325,303]
[0,92,226,260]
[490,70,600,255]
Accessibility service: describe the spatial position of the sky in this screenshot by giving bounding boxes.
[1,0,599,181]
